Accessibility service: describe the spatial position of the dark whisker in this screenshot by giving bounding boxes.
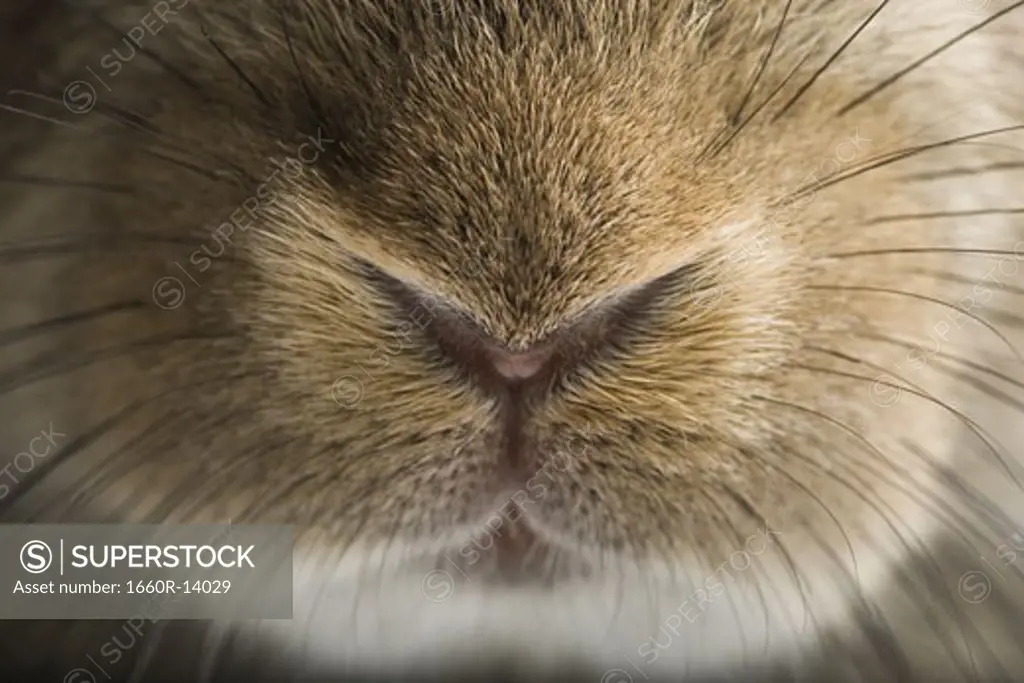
[905,440,1024,550]
[197,16,273,109]
[754,395,989,662]
[696,489,760,653]
[786,125,1024,201]
[863,208,1024,224]
[0,404,138,516]
[792,359,1023,487]
[143,149,228,182]
[0,333,232,396]
[278,5,330,128]
[0,174,135,193]
[855,330,1024,393]
[0,300,147,347]
[54,406,193,519]
[930,355,1024,415]
[0,234,242,264]
[144,432,300,524]
[838,0,1024,115]
[760,383,1020,552]
[744,437,863,584]
[695,0,795,162]
[3,372,252,516]
[827,247,1023,259]
[985,307,1024,331]
[8,87,156,134]
[0,101,80,129]
[717,480,817,637]
[907,267,1024,301]
[733,0,794,124]
[806,284,1022,363]
[701,46,815,163]
[63,0,211,103]
[771,0,891,123]
[755,394,944,543]
[895,161,1024,183]
[8,88,251,182]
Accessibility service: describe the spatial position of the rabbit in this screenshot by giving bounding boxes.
[2,1,1024,681]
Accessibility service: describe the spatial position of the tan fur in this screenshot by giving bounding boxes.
[2,1,1024,681]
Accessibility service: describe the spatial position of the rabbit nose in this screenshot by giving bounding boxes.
[484,344,553,381]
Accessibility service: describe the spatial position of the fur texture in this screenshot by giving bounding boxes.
[2,1,1024,681]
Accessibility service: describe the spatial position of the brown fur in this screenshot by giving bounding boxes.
[2,1,1024,681]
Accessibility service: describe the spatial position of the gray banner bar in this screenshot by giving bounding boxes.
[1,524,292,619]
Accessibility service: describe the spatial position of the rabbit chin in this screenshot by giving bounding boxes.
[239,520,911,680]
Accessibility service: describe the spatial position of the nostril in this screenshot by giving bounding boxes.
[366,258,692,390]
[364,262,558,386]
[485,344,553,381]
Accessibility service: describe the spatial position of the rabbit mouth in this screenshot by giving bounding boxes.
[438,500,590,586]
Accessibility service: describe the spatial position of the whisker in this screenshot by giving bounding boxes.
[863,208,1024,224]
[0,300,147,347]
[791,359,1023,487]
[717,480,816,639]
[0,174,135,194]
[0,333,232,396]
[697,488,758,657]
[701,45,815,163]
[771,0,891,123]
[854,330,1024,392]
[277,5,330,128]
[64,0,211,102]
[53,406,193,518]
[4,372,252,516]
[144,431,301,523]
[125,620,174,683]
[805,284,1022,363]
[837,0,1024,115]
[904,439,1023,547]
[827,246,1023,260]
[197,15,272,109]
[745,439,863,583]
[732,0,794,124]
[0,101,81,129]
[9,87,155,134]
[986,306,1024,330]
[696,0,795,162]
[8,89,249,182]
[144,150,230,182]
[929,354,1024,415]
[0,234,242,264]
[895,161,1024,183]
[906,266,1024,300]
[786,124,1024,201]
[756,392,997,551]
[756,397,990,669]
